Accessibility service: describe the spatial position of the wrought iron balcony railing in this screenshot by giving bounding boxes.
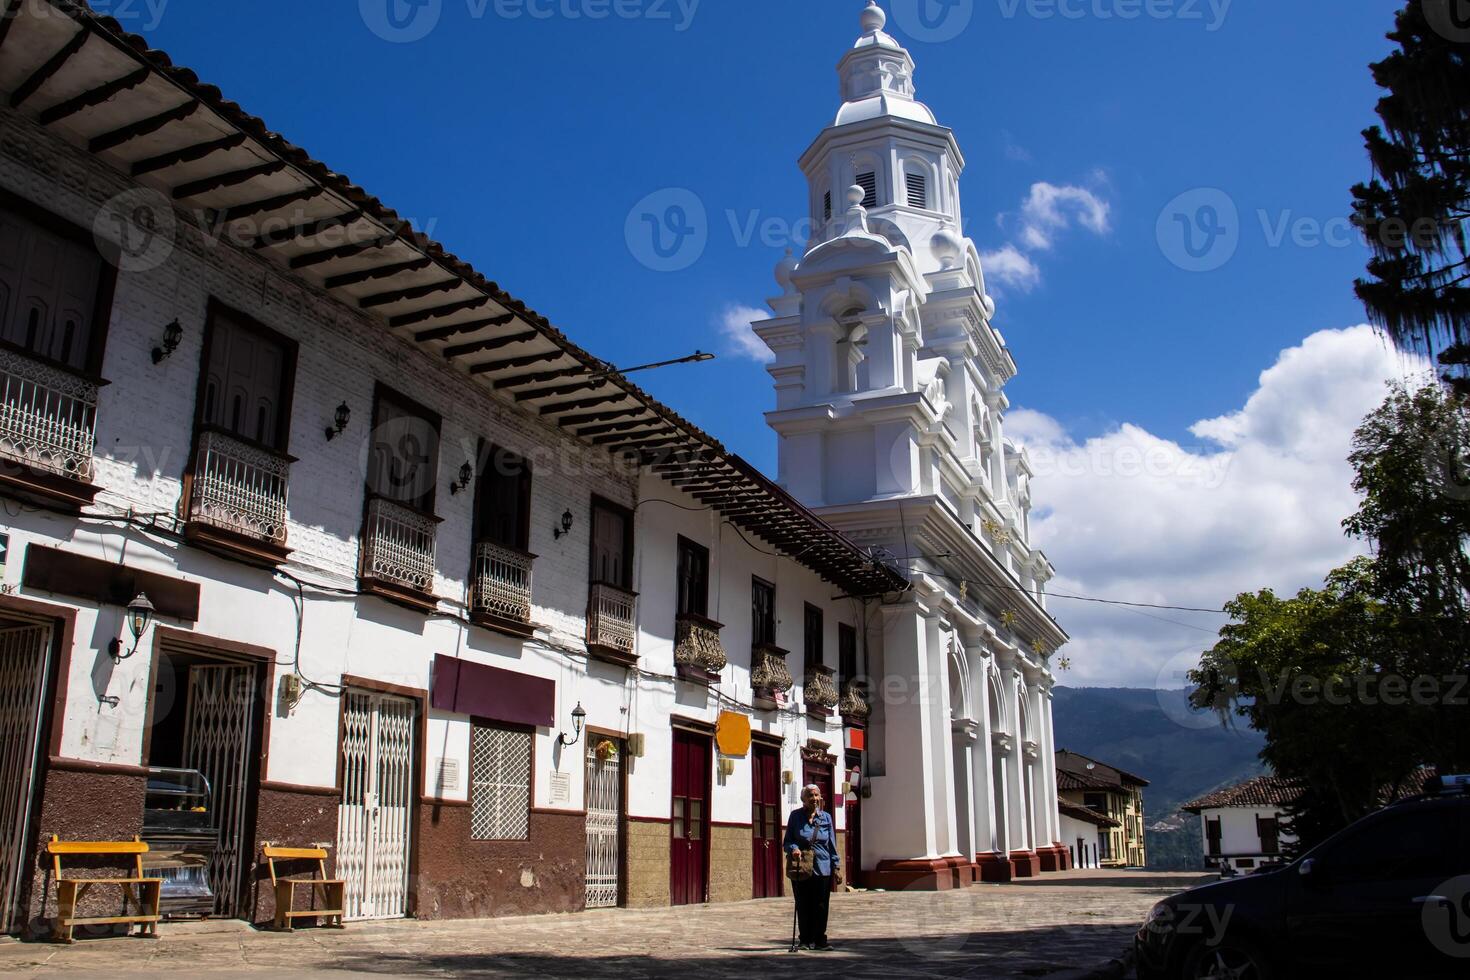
[0,346,97,482]
[838,680,871,724]
[674,613,726,675]
[186,429,290,546]
[802,664,839,710]
[750,643,793,697]
[587,582,636,658]
[361,496,437,594]
[470,540,534,625]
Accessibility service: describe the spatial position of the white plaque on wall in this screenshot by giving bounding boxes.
[550,771,570,804]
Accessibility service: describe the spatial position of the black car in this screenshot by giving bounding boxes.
[1136,776,1470,979]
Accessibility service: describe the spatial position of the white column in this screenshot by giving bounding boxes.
[929,617,959,858]
[1002,658,1028,854]
[1040,684,1061,848]
[970,640,997,856]
[869,603,937,859]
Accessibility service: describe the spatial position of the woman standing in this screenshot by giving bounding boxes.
[783,783,841,951]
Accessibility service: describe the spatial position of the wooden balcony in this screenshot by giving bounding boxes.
[750,643,793,710]
[0,344,101,510]
[184,427,292,566]
[803,663,838,718]
[673,613,726,684]
[839,680,871,727]
[359,495,441,612]
[469,540,536,638]
[586,581,637,666]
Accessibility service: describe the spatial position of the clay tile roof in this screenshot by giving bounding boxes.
[1055,750,1149,789]
[1058,800,1120,829]
[1181,776,1302,813]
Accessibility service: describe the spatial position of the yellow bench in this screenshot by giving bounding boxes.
[46,835,161,943]
[262,844,345,931]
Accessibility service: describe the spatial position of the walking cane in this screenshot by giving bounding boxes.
[789,890,799,953]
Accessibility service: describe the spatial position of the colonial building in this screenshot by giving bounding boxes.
[0,1,1074,938]
[1181,776,1298,873]
[1056,750,1149,868]
[0,0,916,936]
[751,2,1070,886]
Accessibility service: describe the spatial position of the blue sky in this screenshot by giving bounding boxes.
[134,0,1407,473]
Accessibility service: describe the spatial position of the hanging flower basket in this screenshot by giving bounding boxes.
[595,738,618,762]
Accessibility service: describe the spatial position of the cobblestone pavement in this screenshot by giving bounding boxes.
[0,871,1204,978]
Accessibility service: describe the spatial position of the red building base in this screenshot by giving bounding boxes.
[1037,844,1071,872]
[868,858,961,891]
[1008,849,1041,878]
[974,851,1016,882]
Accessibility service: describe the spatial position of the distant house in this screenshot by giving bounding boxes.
[1055,750,1149,868]
[1182,770,1437,872]
[1181,776,1300,872]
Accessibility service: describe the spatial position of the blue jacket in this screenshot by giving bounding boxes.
[784,806,839,877]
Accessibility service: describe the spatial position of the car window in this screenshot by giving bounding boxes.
[1318,806,1459,883]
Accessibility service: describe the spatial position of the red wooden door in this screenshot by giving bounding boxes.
[802,760,837,890]
[844,755,862,888]
[670,729,710,905]
[751,744,783,898]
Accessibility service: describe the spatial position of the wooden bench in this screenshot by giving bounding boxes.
[46,835,162,943]
[262,844,345,931]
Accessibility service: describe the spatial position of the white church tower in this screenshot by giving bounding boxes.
[753,2,1071,886]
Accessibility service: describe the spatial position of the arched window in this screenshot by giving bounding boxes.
[906,168,928,209]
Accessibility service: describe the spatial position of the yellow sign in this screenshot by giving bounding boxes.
[715,711,751,757]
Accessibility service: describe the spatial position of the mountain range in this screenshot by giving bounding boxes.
[1051,686,1268,870]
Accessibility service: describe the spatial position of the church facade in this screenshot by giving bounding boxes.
[753,2,1071,886]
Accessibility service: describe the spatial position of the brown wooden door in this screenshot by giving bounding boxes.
[670,729,709,906]
[751,744,782,898]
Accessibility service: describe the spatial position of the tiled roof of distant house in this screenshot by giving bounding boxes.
[1055,749,1149,789]
[1058,799,1120,829]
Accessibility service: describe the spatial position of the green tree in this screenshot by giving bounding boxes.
[1190,384,1470,852]
[1351,3,1470,395]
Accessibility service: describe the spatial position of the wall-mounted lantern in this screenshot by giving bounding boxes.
[110,591,155,662]
[552,509,574,539]
[557,701,586,747]
[449,461,474,495]
[324,401,351,441]
[151,319,183,364]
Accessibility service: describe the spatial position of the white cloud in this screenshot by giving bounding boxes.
[1001,130,1032,163]
[1018,182,1111,251]
[979,245,1041,292]
[1020,325,1426,689]
[981,179,1110,297]
[715,304,773,364]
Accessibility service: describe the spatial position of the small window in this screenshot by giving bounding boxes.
[201,305,295,451]
[589,497,633,588]
[752,577,776,646]
[803,603,823,668]
[906,170,928,209]
[1205,817,1222,856]
[0,204,107,374]
[676,537,710,618]
[823,191,832,223]
[368,387,440,513]
[856,172,878,209]
[470,721,532,841]
[838,623,857,688]
[1257,815,1279,855]
[477,445,532,550]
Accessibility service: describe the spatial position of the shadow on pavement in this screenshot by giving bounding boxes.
[319,924,1136,979]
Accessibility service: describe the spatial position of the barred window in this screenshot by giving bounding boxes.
[470,721,532,840]
[856,172,878,208]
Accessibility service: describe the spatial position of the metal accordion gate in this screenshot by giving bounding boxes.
[337,690,416,920]
[0,623,51,935]
[180,663,257,918]
[583,737,623,909]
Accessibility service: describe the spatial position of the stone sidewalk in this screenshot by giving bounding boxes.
[0,871,1203,978]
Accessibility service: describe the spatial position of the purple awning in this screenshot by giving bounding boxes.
[431,654,554,728]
